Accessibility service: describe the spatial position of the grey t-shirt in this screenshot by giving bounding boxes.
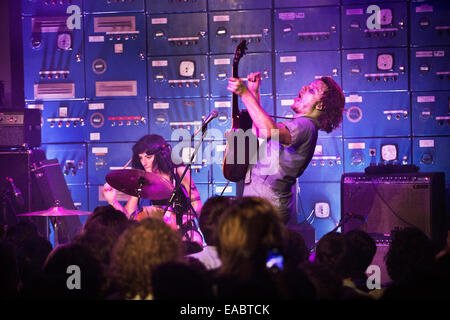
[243,116,319,223]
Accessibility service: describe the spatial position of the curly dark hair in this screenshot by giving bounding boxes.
[317,76,345,133]
[131,134,173,175]
[109,218,182,299]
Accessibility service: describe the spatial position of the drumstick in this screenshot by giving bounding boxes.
[123,158,132,169]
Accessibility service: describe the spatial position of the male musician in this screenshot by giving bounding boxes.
[227,73,345,223]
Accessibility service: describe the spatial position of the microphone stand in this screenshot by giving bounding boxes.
[163,123,208,239]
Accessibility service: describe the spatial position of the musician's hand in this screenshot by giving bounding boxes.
[246,72,261,96]
[227,77,248,96]
[103,183,117,205]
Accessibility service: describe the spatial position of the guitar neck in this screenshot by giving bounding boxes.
[232,65,240,128]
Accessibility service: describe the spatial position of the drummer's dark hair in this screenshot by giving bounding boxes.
[132,135,173,174]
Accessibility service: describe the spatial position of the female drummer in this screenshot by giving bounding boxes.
[103,134,203,227]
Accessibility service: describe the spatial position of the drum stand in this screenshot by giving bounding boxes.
[129,176,146,221]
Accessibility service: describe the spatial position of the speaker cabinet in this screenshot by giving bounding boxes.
[0,109,41,147]
[31,159,82,243]
[341,172,446,249]
[0,150,82,243]
[0,149,47,234]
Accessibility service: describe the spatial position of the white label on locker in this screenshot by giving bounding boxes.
[280,56,296,63]
[215,101,231,108]
[346,9,364,15]
[434,51,445,57]
[109,167,131,170]
[383,110,406,114]
[213,15,230,22]
[216,144,226,152]
[416,51,433,58]
[230,34,263,39]
[92,147,108,154]
[151,18,167,24]
[436,116,450,120]
[416,5,433,13]
[168,36,200,41]
[89,103,105,110]
[419,140,434,148]
[348,143,366,150]
[345,95,363,103]
[417,96,435,103]
[152,60,168,67]
[281,99,294,106]
[59,107,68,117]
[347,53,364,60]
[90,133,100,141]
[27,104,44,110]
[314,145,323,155]
[216,186,233,194]
[153,102,170,109]
[89,36,105,42]
[214,58,231,65]
[114,43,123,54]
[278,12,305,20]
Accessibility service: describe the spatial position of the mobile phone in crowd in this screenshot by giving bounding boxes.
[266,248,284,271]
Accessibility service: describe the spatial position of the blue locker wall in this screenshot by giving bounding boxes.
[341,2,408,49]
[274,6,340,52]
[21,0,450,242]
[22,15,85,101]
[84,13,147,99]
[147,12,208,56]
[148,98,209,140]
[86,99,148,142]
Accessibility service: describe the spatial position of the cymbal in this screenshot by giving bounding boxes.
[17,206,91,217]
[105,169,174,200]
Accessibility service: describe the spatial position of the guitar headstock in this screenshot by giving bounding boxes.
[233,40,248,66]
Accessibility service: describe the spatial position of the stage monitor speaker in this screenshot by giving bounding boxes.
[341,172,447,250]
[31,159,83,243]
[0,149,47,235]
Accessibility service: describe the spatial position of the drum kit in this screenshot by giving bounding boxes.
[17,169,202,245]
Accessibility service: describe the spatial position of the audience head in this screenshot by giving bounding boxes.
[301,262,344,300]
[385,227,435,284]
[151,261,212,300]
[342,230,376,278]
[199,196,234,246]
[315,231,348,278]
[5,221,39,250]
[42,243,103,299]
[284,228,310,269]
[217,196,287,277]
[109,218,182,299]
[83,205,128,233]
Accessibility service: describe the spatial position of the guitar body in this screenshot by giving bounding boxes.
[223,110,254,182]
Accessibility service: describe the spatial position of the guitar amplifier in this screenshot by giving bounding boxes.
[341,172,447,249]
[0,108,41,148]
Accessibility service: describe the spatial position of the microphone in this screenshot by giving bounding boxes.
[6,177,24,208]
[346,212,366,222]
[193,110,219,137]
